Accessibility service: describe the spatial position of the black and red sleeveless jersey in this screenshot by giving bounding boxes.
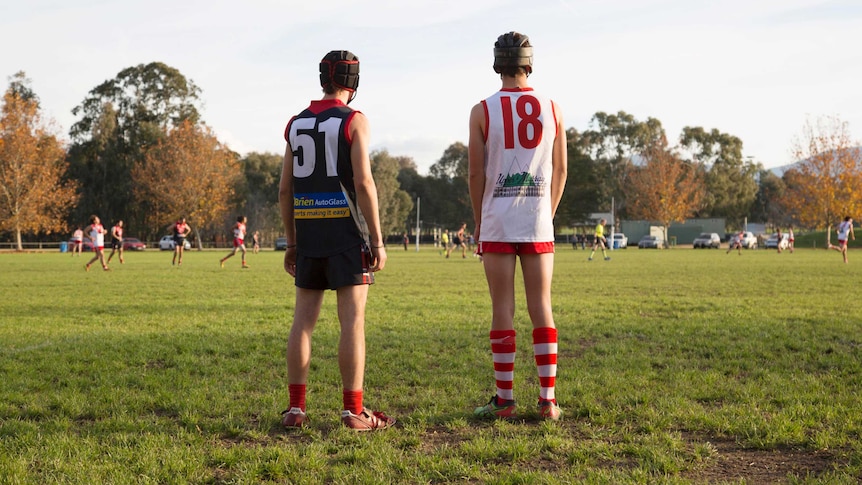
[284,99,369,257]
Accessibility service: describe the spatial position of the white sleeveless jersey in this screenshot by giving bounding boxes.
[479,87,558,243]
[233,223,246,241]
[838,221,851,240]
[90,224,105,247]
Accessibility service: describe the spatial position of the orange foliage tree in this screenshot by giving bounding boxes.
[132,120,240,243]
[0,72,78,250]
[782,116,862,231]
[626,145,705,246]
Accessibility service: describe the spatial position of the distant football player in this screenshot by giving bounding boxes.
[220,215,248,269]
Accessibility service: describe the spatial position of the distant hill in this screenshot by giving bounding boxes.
[768,162,799,176]
[768,146,861,176]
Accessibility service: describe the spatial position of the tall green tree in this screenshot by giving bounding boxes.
[67,62,202,232]
[370,150,413,237]
[428,142,468,181]
[425,142,472,230]
[238,151,283,242]
[680,127,759,227]
[751,169,788,226]
[582,111,666,217]
[0,72,78,249]
[556,128,601,228]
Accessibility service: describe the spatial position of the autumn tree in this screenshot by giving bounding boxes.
[781,116,862,231]
[581,111,666,217]
[68,62,202,230]
[132,120,240,243]
[626,145,704,246]
[370,150,414,237]
[0,72,78,250]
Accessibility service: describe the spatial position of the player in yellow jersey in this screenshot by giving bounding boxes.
[588,219,610,261]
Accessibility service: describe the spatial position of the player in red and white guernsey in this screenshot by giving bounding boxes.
[468,32,567,421]
[220,215,248,268]
[84,215,110,271]
[170,217,191,266]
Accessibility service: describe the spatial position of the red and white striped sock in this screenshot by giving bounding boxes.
[490,329,516,401]
[533,327,558,403]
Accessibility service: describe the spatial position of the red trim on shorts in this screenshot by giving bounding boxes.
[478,241,555,255]
[233,238,244,248]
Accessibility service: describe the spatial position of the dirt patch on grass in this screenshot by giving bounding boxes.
[682,434,837,484]
[416,425,840,483]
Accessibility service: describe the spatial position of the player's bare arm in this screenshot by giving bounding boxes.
[468,102,487,241]
[279,141,297,276]
[549,100,567,218]
[348,112,386,272]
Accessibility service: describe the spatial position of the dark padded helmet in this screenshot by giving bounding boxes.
[319,50,360,93]
[493,31,533,75]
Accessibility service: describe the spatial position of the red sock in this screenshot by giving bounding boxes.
[490,329,516,401]
[533,327,558,403]
[289,384,307,411]
[343,389,363,415]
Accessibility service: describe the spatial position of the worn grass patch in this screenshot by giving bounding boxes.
[1,247,860,483]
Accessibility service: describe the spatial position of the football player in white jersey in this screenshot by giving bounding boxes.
[468,32,567,421]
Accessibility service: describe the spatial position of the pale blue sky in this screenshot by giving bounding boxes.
[3,0,860,173]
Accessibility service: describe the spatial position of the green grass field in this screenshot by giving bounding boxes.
[1,246,861,484]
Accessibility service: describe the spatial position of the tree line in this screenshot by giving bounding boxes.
[2,64,860,251]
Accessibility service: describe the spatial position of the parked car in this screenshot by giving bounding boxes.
[610,233,628,249]
[692,232,721,249]
[122,237,146,251]
[727,231,757,249]
[739,231,758,249]
[764,233,790,250]
[638,235,663,249]
[275,237,288,251]
[158,235,191,251]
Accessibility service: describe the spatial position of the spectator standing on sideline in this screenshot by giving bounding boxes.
[468,31,566,420]
[71,226,84,256]
[279,50,394,431]
[83,215,109,272]
[220,215,249,268]
[828,216,855,263]
[107,220,124,264]
[252,231,260,254]
[403,232,409,251]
